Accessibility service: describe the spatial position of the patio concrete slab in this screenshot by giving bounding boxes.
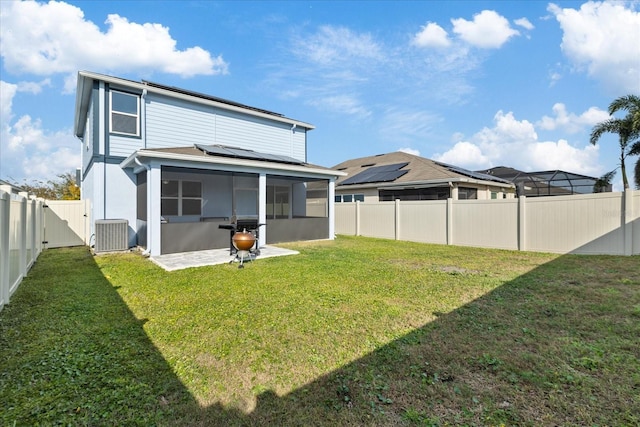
[150,245,299,271]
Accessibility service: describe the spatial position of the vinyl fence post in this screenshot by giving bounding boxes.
[355,200,361,236]
[395,199,400,240]
[518,195,527,251]
[18,192,28,279]
[446,198,453,246]
[623,189,633,256]
[1,191,10,309]
[30,197,36,266]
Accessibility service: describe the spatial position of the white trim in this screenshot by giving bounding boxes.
[121,150,346,179]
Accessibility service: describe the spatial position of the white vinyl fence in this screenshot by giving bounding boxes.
[336,190,640,256]
[1,186,90,312]
[0,188,45,312]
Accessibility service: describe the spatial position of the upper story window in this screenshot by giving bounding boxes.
[110,90,140,136]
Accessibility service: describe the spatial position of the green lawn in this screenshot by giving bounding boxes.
[1,236,638,426]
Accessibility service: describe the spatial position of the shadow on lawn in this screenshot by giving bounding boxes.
[0,247,200,425]
[191,253,639,426]
[2,247,638,426]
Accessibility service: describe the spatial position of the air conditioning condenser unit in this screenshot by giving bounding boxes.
[95,219,128,253]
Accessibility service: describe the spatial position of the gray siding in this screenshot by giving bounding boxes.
[110,134,144,157]
[144,93,307,161]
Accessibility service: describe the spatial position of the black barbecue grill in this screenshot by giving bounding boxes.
[218,216,264,256]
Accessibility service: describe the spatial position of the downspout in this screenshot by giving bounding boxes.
[135,157,152,256]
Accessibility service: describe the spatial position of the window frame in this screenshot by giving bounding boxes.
[335,194,364,203]
[109,90,140,137]
[161,180,202,217]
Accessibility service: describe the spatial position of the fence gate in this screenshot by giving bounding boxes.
[44,199,90,248]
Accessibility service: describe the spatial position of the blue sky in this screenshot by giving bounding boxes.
[1,0,639,190]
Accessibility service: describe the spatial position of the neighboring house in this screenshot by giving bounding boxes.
[333,152,515,202]
[477,166,609,197]
[74,71,344,256]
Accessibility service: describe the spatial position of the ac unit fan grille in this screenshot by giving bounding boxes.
[95,219,128,252]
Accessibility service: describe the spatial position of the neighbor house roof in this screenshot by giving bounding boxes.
[333,152,514,189]
[121,145,346,179]
[74,70,315,138]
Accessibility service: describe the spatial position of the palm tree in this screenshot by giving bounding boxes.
[590,95,640,190]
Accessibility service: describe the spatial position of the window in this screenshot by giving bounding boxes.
[110,90,140,136]
[161,180,201,216]
[335,194,364,203]
[379,188,449,201]
[458,187,478,200]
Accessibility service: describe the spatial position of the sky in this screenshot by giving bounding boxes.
[1,0,639,190]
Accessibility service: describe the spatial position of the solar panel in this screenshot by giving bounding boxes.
[195,144,304,165]
[436,161,512,184]
[341,162,409,185]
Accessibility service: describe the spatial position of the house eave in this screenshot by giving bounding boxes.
[337,177,516,191]
[121,150,347,179]
[74,71,315,133]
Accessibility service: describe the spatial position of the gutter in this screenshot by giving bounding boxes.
[338,177,515,191]
[120,150,347,179]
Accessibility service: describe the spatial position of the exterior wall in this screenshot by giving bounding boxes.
[85,163,137,248]
[144,93,307,161]
[335,190,639,256]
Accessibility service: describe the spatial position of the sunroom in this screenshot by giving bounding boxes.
[121,144,344,255]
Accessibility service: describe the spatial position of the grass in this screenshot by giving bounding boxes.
[1,235,639,426]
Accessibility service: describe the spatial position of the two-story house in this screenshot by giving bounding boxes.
[74,71,343,256]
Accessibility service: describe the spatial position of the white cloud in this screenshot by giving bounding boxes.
[537,103,609,133]
[1,114,79,182]
[451,10,520,49]
[307,95,371,118]
[0,0,228,79]
[548,1,640,93]
[514,17,534,30]
[293,25,382,66]
[412,22,451,48]
[379,109,443,144]
[433,110,601,176]
[0,81,18,123]
[0,79,79,182]
[398,147,421,156]
[435,141,491,169]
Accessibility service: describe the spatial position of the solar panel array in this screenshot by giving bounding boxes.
[195,144,304,165]
[341,162,410,185]
[435,161,512,184]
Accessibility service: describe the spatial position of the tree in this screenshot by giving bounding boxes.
[590,94,640,190]
[13,172,80,200]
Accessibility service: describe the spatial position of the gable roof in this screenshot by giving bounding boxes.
[74,71,314,138]
[333,152,513,189]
